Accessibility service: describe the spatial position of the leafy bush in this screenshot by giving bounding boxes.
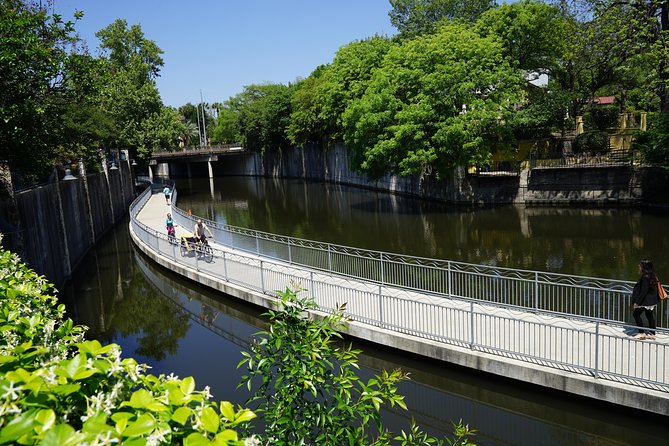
[0,240,256,445]
[632,112,669,165]
[239,285,476,446]
[573,130,609,153]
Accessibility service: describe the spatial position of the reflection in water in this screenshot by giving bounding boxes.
[176,177,669,281]
[61,216,667,445]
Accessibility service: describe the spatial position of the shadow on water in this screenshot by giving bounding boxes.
[60,218,667,446]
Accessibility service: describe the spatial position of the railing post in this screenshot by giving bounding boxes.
[594,321,600,379]
[260,260,265,293]
[469,301,475,349]
[534,271,539,310]
[223,251,228,280]
[310,271,314,297]
[327,245,332,272]
[447,261,452,297]
[379,284,383,328]
[288,238,292,264]
[255,231,260,255]
[380,252,385,285]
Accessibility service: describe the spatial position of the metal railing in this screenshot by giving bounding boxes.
[168,188,666,329]
[151,144,244,159]
[130,187,669,393]
[529,149,635,169]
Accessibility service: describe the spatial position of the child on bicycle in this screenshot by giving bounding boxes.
[166,213,177,239]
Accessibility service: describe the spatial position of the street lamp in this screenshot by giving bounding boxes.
[63,160,76,180]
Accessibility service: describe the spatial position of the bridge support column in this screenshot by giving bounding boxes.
[187,163,192,178]
[148,165,154,182]
[207,160,214,179]
[156,162,170,178]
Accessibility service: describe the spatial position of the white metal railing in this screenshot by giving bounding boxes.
[167,188,667,329]
[130,187,668,393]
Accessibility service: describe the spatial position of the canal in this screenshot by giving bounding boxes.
[62,177,668,445]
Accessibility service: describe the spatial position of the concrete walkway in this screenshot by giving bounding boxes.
[131,191,669,416]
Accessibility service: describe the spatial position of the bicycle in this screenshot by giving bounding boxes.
[167,226,177,246]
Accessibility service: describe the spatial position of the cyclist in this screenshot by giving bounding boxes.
[166,213,177,239]
[194,219,213,244]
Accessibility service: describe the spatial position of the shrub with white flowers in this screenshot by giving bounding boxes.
[0,241,256,445]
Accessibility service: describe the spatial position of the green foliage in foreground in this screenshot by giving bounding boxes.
[0,242,256,445]
[0,240,475,445]
[240,285,475,445]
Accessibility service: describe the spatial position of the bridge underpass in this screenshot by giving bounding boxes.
[148,145,250,180]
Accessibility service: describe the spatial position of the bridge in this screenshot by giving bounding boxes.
[148,144,246,180]
[129,184,669,416]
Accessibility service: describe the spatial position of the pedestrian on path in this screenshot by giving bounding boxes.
[631,260,659,340]
[163,185,171,205]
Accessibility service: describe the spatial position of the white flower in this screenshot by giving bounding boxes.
[1,381,23,401]
[202,386,212,400]
[244,435,261,446]
[146,427,170,445]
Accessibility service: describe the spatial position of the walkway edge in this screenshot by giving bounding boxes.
[129,224,669,416]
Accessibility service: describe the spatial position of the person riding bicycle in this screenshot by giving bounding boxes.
[166,213,177,238]
[194,219,213,244]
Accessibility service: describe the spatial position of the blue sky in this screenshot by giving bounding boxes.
[53,0,397,107]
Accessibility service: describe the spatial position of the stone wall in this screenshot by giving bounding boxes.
[0,160,135,288]
[166,142,669,206]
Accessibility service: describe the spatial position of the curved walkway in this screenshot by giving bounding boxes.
[129,188,669,416]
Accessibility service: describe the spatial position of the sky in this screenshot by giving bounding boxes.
[53,0,398,107]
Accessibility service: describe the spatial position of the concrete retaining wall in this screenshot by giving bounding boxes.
[0,161,135,288]
[172,142,668,205]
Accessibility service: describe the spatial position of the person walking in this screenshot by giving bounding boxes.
[631,260,659,340]
[163,185,171,205]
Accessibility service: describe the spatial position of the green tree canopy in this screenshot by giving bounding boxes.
[95,19,172,159]
[317,36,395,141]
[232,83,294,153]
[389,0,495,36]
[212,104,241,145]
[0,0,84,184]
[342,22,525,179]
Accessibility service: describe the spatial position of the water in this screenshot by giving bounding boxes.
[61,177,669,445]
[175,177,669,281]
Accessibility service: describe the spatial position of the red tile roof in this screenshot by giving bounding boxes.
[593,96,615,105]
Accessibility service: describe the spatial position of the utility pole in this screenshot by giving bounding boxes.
[196,103,203,148]
[200,90,208,148]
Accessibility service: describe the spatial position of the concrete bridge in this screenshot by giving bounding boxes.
[148,144,245,180]
[129,185,669,416]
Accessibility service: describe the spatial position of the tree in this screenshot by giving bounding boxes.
[342,22,525,179]
[232,83,294,153]
[316,36,395,142]
[95,19,165,159]
[286,65,330,147]
[0,0,84,186]
[476,1,572,73]
[212,104,241,144]
[135,106,185,158]
[239,286,475,445]
[476,1,577,134]
[389,0,495,36]
[178,102,216,146]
